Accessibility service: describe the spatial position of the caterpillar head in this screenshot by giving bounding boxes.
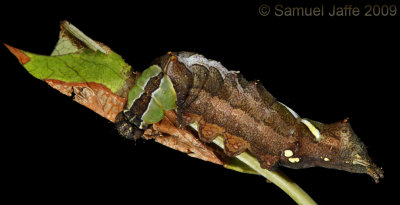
[301,119,384,183]
[325,120,383,182]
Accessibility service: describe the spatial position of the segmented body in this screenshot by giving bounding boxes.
[155,52,308,169]
[115,51,383,181]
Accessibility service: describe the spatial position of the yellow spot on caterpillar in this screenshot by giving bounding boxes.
[284,150,294,157]
[324,157,330,161]
[288,157,300,163]
[301,119,321,141]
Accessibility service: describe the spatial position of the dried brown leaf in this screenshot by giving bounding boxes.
[4,44,30,64]
[45,80,126,122]
[150,111,225,165]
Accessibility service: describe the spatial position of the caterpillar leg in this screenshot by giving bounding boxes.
[198,120,225,143]
[223,133,250,157]
[115,112,143,140]
[257,154,280,170]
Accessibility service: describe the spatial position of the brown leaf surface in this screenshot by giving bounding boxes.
[4,44,30,64]
[46,79,225,165]
[45,80,126,122]
[149,111,225,165]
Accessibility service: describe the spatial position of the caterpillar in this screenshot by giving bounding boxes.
[115,51,383,183]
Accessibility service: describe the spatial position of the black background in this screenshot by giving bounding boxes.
[1,1,398,204]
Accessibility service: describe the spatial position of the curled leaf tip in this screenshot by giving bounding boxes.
[4,43,30,64]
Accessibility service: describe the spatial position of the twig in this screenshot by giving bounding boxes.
[190,123,317,205]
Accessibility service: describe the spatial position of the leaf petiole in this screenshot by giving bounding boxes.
[190,123,317,205]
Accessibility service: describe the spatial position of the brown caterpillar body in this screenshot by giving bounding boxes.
[151,51,383,182]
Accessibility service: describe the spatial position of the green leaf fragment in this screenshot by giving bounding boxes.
[52,21,108,56]
[22,49,131,93]
[12,21,131,94]
[51,36,80,56]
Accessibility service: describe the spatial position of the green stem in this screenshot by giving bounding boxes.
[214,136,316,205]
[190,122,316,205]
